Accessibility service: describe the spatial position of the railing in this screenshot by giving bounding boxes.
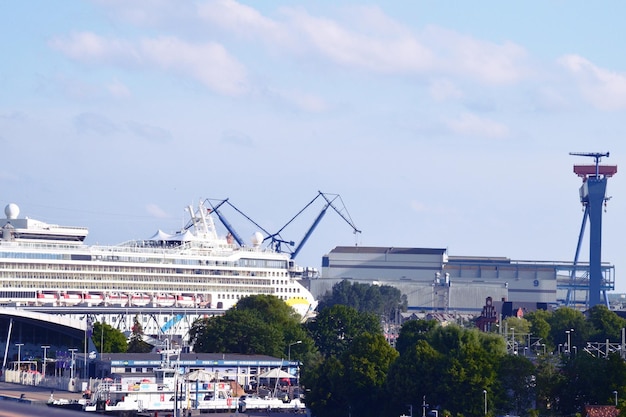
[2,369,92,392]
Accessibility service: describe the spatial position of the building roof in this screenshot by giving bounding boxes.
[584,405,619,417]
[329,246,446,255]
[98,352,289,367]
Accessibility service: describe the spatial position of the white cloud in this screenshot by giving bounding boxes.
[559,54,626,111]
[273,88,328,112]
[92,0,196,27]
[284,8,433,74]
[141,36,248,95]
[50,32,248,96]
[429,78,464,102]
[49,32,139,65]
[445,112,509,139]
[425,26,530,85]
[197,0,283,41]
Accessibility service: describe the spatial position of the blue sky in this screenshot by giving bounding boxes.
[2,1,626,291]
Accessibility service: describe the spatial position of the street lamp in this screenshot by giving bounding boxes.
[15,343,23,369]
[511,327,515,355]
[41,345,50,376]
[566,329,574,355]
[483,389,487,416]
[614,390,618,406]
[68,348,78,379]
[288,340,302,362]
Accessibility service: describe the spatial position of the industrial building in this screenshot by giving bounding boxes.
[308,245,614,314]
[309,153,618,315]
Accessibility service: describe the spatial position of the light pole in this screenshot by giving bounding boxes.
[511,327,515,355]
[614,390,618,406]
[288,340,302,362]
[15,343,23,369]
[566,328,574,355]
[41,345,50,376]
[483,389,487,416]
[69,348,78,379]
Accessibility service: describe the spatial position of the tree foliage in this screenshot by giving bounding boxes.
[189,294,313,359]
[127,315,153,353]
[91,321,128,353]
[317,279,406,320]
[306,304,381,358]
[189,309,284,355]
[185,295,626,417]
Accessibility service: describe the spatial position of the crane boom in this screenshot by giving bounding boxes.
[289,191,361,259]
[205,199,245,247]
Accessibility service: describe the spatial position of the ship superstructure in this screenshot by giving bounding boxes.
[0,202,318,325]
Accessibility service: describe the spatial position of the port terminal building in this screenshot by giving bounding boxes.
[308,246,615,314]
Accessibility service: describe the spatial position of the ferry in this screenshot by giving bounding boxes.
[0,201,319,320]
[83,368,307,415]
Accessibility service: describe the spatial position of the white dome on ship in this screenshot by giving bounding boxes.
[251,231,264,246]
[5,203,19,219]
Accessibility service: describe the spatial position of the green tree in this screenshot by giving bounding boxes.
[547,307,591,351]
[533,355,563,414]
[525,309,552,352]
[318,280,406,319]
[189,309,283,355]
[127,315,153,353]
[495,354,536,415]
[343,333,399,417]
[387,323,506,417]
[306,304,381,358]
[387,338,441,417]
[188,294,315,360]
[302,356,346,417]
[394,319,438,355]
[91,321,127,353]
[305,332,397,417]
[587,304,626,343]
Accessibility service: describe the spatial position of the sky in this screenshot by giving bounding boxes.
[2,1,626,291]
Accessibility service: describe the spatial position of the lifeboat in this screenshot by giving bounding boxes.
[61,292,83,306]
[83,293,104,306]
[176,294,195,307]
[155,293,176,307]
[105,292,126,306]
[36,291,57,305]
[130,293,151,307]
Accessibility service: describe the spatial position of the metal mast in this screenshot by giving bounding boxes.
[569,152,617,307]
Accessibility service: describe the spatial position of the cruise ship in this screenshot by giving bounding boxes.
[0,201,318,321]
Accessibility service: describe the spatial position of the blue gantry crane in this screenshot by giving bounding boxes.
[206,192,360,260]
[568,152,617,307]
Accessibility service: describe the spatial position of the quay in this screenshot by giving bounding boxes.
[0,380,88,416]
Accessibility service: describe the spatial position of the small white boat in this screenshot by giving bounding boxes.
[238,394,307,413]
[130,293,151,307]
[60,292,83,306]
[105,292,126,306]
[36,291,57,305]
[155,293,176,307]
[82,292,104,306]
[176,294,195,307]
